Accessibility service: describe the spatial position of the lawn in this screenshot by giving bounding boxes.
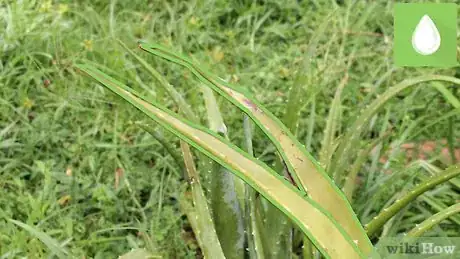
[1,1,459,258]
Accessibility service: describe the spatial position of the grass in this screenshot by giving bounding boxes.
[1,0,459,258]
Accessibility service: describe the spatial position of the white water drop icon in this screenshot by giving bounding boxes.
[412,15,441,55]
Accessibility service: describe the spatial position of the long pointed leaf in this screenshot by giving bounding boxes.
[9,219,68,258]
[406,203,460,237]
[365,165,460,237]
[319,73,348,169]
[138,43,372,254]
[180,141,226,258]
[76,64,364,259]
[202,86,245,259]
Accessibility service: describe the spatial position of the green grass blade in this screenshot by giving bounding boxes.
[319,73,348,170]
[410,108,460,139]
[343,131,392,201]
[138,43,372,254]
[365,165,460,237]
[406,203,460,238]
[330,75,460,183]
[9,219,68,259]
[76,63,364,259]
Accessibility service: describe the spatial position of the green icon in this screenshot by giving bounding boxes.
[394,3,457,67]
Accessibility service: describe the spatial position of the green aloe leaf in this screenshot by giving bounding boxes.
[121,42,232,256]
[202,86,245,259]
[118,40,198,122]
[420,195,460,226]
[179,141,226,259]
[405,203,460,238]
[432,82,460,109]
[76,63,364,259]
[135,122,184,171]
[365,165,460,237]
[138,43,372,254]
[242,115,265,259]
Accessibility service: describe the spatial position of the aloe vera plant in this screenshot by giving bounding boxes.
[76,42,460,259]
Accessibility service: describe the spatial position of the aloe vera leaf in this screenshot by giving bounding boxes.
[432,82,460,109]
[406,203,460,237]
[319,73,348,170]
[179,194,206,251]
[138,43,372,254]
[8,219,68,258]
[122,41,228,220]
[77,64,364,259]
[202,86,245,259]
[330,75,460,184]
[118,40,198,122]
[305,99,316,150]
[420,195,460,225]
[417,161,460,192]
[343,131,392,201]
[283,74,308,135]
[243,115,265,259]
[365,165,460,237]
[269,73,309,259]
[180,141,226,258]
[135,122,184,171]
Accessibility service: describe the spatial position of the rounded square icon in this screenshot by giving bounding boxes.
[394,3,457,68]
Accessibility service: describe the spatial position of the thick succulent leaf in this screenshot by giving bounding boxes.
[365,165,460,237]
[138,43,372,254]
[118,41,228,257]
[420,195,460,225]
[432,82,460,109]
[406,203,460,238]
[136,123,184,170]
[242,115,266,259]
[76,64,364,259]
[118,40,198,122]
[180,141,226,259]
[202,86,245,259]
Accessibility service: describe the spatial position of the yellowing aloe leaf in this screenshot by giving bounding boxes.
[76,63,364,259]
[138,43,372,255]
